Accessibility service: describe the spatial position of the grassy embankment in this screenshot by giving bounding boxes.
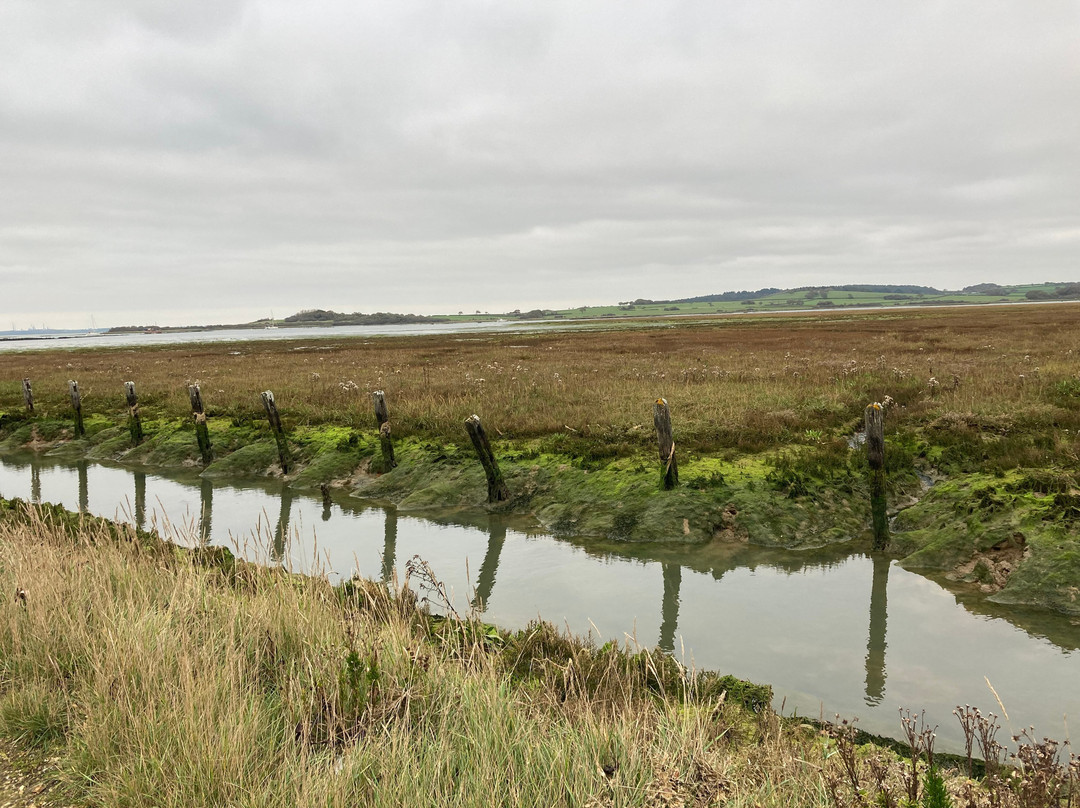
[2,500,1077,807]
[1,305,1080,614]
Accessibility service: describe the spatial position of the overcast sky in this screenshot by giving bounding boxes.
[2,1,1078,328]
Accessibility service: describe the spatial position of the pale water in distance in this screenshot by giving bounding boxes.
[1,452,1077,752]
[0,320,578,353]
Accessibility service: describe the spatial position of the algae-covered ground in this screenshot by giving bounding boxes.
[2,402,1079,618]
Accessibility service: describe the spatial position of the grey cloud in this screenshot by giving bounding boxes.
[1,0,1077,326]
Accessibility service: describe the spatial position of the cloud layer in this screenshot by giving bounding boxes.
[2,1,1078,326]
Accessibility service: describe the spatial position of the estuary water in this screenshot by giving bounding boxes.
[0,321,562,352]
[1,451,1077,752]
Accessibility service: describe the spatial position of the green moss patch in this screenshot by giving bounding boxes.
[891,470,1080,615]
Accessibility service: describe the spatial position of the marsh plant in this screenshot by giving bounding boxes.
[824,708,1078,808]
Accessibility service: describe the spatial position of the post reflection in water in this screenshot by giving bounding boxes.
[199,478,213,545]
[864,554,890,705]
[272,485,293,563]
[76,460,88,514]
[321,485,333,522]
[471,521,506,612]
[659,562,682,653]
[134,472,146,532]
[30,461,41,504]
[381,509,397,585]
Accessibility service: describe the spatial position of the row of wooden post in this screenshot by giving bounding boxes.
[14,377,889,547]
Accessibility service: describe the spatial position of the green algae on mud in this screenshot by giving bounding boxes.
[891,469,1080,615]
[2,410,1080,617]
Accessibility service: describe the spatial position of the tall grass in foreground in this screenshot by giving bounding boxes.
[0,504,1075,806]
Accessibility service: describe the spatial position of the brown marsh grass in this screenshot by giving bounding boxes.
[3,304,1080,463]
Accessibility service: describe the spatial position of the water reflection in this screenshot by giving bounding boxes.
[199,478,213,545]
[2,452,1080,753]
[321,485,333,522]
[77,459,88,514]
[472,522,506,612]
[273,485,293,563]
[134,471,146,532]
[864,554,890,705]
[659,562,682,653]
[382,509,397,585]
[30,461,41,504]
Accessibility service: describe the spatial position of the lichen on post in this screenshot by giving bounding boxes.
[865,402,889,550]
[124,381,143,445]
[22,379,34,414]
[68,380,85,437]
[653,397,678,490]
[372,390,397,470]
[188,384,213,464]
[465,414,510,503]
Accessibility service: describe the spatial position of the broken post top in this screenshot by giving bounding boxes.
[188,384,204,414]
[68,380,81,409]
[373,391,390,426]
[124,381,138,407]
[653,398,675,455]
[261,390,284,434]
[864,402,885,469]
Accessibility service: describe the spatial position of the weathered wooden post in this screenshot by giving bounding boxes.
[865,402,889,550]
[22,379,33,413]
[653,397,678,490]
[372,390,397,470]
[465,414,509,503]
[260,390,290,473]
[68,380,85,437]
[187,384,213,464]
[124,381,143,445]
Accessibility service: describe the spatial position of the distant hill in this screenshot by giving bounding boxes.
[458,280,1080,323]
[281,309,446,326]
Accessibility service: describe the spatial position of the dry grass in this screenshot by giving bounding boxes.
[0,503,827,807]
[1,503,1077,806]
[3,306,1080,465]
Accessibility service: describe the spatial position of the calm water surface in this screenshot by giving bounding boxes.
[0,321,584,352]
[1,452,1077,751]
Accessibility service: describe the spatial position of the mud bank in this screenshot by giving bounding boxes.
[1,411,1077,616]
